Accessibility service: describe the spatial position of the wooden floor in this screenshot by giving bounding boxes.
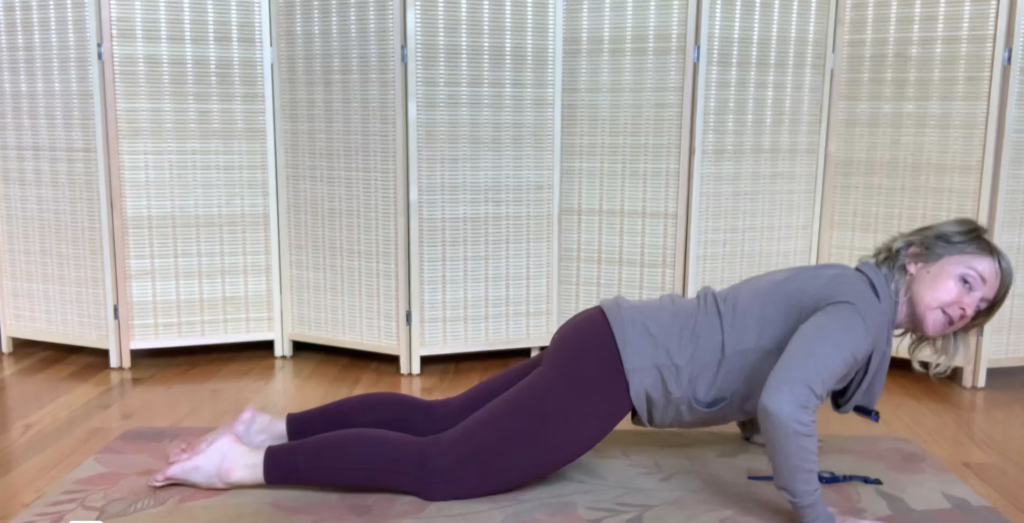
[2,340,1023,522]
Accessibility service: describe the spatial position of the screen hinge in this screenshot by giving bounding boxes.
[97,42,104,62]
[402,44,408,64]
[406,310,412,326]
[1004,47,1013,67]
[113,304,120,321]
[693,44,701,64]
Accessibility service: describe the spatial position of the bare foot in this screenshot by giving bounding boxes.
[169,405,288,464]
[150,431,266,489]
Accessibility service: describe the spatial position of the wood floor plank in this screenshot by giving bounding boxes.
[966,461,1024,518]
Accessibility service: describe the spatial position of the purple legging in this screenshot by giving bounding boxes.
[263,306,634,501]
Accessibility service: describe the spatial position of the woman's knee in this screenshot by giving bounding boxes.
[413,442,475,501]
[414,466,517,502]
[411,434,524,501]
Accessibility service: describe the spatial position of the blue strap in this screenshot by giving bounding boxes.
[747,471,883,486]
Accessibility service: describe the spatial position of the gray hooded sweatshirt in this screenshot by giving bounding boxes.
[600,261,898,523]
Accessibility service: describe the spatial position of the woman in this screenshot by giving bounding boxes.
[150,218,1013,523]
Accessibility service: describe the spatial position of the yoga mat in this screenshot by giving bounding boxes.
[11,427,1009,522]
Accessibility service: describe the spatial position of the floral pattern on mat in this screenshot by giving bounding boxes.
[11,427,1010,523]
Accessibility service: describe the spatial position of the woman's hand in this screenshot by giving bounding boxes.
[741,430,821,449]
[744,432,767,446]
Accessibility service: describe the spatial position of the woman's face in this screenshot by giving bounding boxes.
[900,254,1001,338]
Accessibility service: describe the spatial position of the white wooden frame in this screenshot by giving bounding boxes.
[674,0,702,296]
[969,0,1021,388]
[815,0,850,268]
[263,0,285,360]
[549,0,565,355]
[810,0,840,265]
[268,0,287,359]
[397,0,414,376]
[405,0,421,375]
[93,0,123,369]
[99,0,131,368]
[684,0,709,297]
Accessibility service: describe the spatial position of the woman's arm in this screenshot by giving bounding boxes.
[756,302,874,523]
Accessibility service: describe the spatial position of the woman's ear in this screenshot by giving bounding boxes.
[905,246,924,276]
[906,260,922,276]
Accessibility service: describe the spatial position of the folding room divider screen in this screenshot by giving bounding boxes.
[558,0,695,326]
[687,0,834,294]
[818,0,1009,385]
[104,0,280,359]
[273,0,409,370]
[0,0,119,364]
[0,0,1021,386]
[819,0,1000,269]
[407,0,559,370]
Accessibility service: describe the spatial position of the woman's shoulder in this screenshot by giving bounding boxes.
[718,262,890,323]
[722,262,869,294]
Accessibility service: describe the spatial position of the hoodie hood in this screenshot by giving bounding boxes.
[830,261,899,415]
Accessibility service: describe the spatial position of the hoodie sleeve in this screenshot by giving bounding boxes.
[757,302,872,523]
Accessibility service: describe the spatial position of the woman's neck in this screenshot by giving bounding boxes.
[895,299,910,331]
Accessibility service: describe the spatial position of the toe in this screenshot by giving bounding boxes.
[148,471,169,487]
[154,462,188,485]
[168,444,188,463]
[233,406,257,430]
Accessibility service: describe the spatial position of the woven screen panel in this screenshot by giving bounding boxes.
[0,0,110,347]
[558,0,689,322]
[820,0,997,267]
[985,9,1024,362]
[412,0,556,352]
[276,0,402,350]
[110,0,274,344]
[689,0,831,293]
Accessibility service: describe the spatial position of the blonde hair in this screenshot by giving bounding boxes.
[865,218,1014,377]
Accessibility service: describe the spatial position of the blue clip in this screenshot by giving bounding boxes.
[853,405,881,423]
[747,471,883,486]
[818,471,884,485]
